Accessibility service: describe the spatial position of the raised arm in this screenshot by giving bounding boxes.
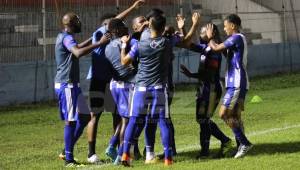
[115,0,145,20]
[176,14,186,36]
[70,33,111,58]
[177,12,200,47]
[206,23,226,52]
[120,35,134,65]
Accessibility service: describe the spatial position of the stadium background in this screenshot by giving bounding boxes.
[0,0,300,105]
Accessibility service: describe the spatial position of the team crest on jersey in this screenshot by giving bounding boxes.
[150,39,165,49]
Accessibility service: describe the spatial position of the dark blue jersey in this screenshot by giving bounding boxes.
[86,26,113,81]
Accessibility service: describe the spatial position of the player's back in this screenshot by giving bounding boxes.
[135,36,172,87]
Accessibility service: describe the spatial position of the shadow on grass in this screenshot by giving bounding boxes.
[176,141,300,161]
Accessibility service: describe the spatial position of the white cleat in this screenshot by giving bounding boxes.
[234,144,253,158]
[87,154,100,164]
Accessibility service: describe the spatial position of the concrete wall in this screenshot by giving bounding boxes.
[1,43,300,106]
[250,0,300,42]
[199,0,283,43]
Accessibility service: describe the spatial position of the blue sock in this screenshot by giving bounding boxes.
[123,117,141,155]
[64,122,76,161]
[232,127,250,146]
[109,135,119,148]
[210,120,230,143]
[159,118,172,160]
[145,118,157,153]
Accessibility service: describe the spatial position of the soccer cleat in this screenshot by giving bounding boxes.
[121,153,131,167]
[65,160,85,168]
[145,157,159,164]
[113,155,121,165]
[105,146,118,161]
[196,150,209,159]
[221,139,235,157]
[87,154,100,164]
[234,144,253,158]
[164,159,173,166]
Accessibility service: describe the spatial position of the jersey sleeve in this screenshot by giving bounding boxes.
[224,35,238,49]
[190,43,207,53]
[128,41,139,61]
[63,35,77,51]
[92,27,104,44]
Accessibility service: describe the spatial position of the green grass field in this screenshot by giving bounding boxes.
[1,73,300,170]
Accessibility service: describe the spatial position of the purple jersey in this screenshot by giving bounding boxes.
[223,33,249,89]
[63,34,77,51]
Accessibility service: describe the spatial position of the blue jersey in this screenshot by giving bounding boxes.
[54,32,79,83]
[223,33,249,89]
[105,38,138,83]
[86,26,113,81]
[128,37,172,87]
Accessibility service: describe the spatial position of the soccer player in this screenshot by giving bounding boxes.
[206,14,253,158]
[85,0,145,163]
[120,13,200,166]
[104,18,140,165]
[180,25,233,158]
[54,12,110,167]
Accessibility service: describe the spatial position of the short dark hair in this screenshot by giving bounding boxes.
[108,18,125,32]
[146,8,164,20]
[100,13,116,24]
[150,14,166,32]
[225,14,241,27]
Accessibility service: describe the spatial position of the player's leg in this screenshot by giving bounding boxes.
[86,79,105,162]
[156,87,173,166]
[122,87,147,166]
[207,84,233,157]
[167,85,176,156]
[144,115,158,162]
[219,88,252,158]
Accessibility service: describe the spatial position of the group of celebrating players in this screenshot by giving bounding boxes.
[54,0,252,167]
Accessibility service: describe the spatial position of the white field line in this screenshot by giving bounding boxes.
[176,124,300,152]
[82,124,300,169]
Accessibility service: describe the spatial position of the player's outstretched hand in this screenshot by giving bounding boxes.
[206,23,214,40]
[176,14,185,30]
[121,35,131,44]
[180,64,192,77]
[192,12,201,26]
[133,0,145,9]
[98,32,111,45]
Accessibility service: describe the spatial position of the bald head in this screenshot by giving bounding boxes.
[62,12,81,33]
[132,16,147,33]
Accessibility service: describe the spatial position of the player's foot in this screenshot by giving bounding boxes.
[113,155,121,165]
[164,158,173,166]
[145,157,159,164]
[65,160,85,168]
[221,139,235,157]
[134,149,142,160]
[87,154,100,164]
[105,146,118,161]
[59,151,65,160]
[196,150,209,159]
[59,150,78,161]
[121,153,131,167]
[234,144,253,158]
